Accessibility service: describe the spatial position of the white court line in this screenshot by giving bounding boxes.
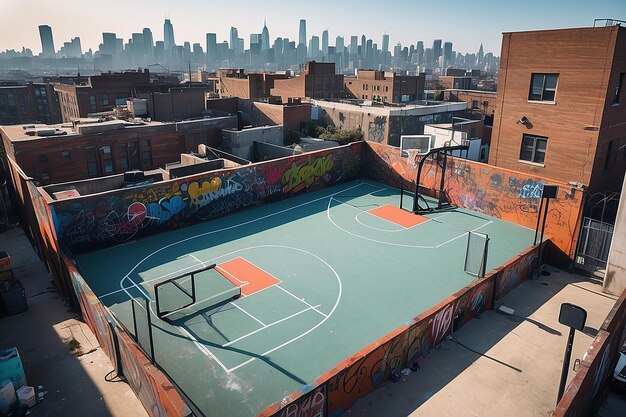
[100,255,205,299]
[189,254,206,267]
[222,305,320,348]
[328,196,494,249]
[231,303,266,327]
[118,181,369,286]
[434,221,494,248]
[355,211,404,232]
[118,243,345,374]
[327,197,436,248]
[215,265,250,286]
[177,327,230,374]
[275,285,328,318]
[354,206,432,232]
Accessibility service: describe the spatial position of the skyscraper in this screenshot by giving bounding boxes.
[477,43,484,66]
[382,34,389,56]
[416,41,424,65]
[230,27,238,51]
[349,36,358,55]
[101,32,117,56]
[143,28,154,57]
[261,20,270,51]
[163,19,175,51]
[206,33,217,62]
[335,36,345,53]
[432,39,442,62]
[131,33,145,62]
[309,36,320,58]
[443,41,453,65]
[39,25,55,58]
[322,30,329,56]
[298,19,307,47]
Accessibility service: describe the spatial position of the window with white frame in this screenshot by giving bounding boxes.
[528,74,558,102]
[519,134,547,164]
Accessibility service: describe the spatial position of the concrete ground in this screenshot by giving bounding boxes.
[347,265,619,417]
[0,225,147,417]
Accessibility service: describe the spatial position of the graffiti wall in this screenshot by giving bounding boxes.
[363,142,584,257]
[495,246,540,300]
[49,143,362,252]
[259,244,543,417]
[554,287,626,417]
[63,255,190,417]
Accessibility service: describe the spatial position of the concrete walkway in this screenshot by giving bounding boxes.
[0,226,147,417]
[348,265,618,417]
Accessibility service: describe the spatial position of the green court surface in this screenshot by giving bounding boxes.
[76,180,535,417]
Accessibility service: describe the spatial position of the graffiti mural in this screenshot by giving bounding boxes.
[495,246,539,300]
[555,288,626,417]
[273,386,326,417]
[65,258,116,361]
[282,154,334,194]
[63,254,189,417]
[364,142,584,257]
[367,116,387,143]
[51,143,362,251]
[257,245,545,417]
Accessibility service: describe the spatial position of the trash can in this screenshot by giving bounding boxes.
[0,279,27,315]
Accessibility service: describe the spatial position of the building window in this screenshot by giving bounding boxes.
[605,140,613,170]
[41,171,50,181]
[102,94,109,107]
[119,156,128,170]
[89,95,97,112]
[519,134,547,164]
[61,150,71,160]
[85,148,98,177]
[118,143,128,170]
[613,73,624,105]
[472,100,479,109]
[100,146,113,174]
[528,74,558,102]
[140,140,152,169]
[38,155,48,164]
[103,159,114,174]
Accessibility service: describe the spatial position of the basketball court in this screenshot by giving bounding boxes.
[76,179,536,417]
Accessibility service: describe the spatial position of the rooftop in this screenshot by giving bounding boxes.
[309,99,467,116]
[0,114,236,142]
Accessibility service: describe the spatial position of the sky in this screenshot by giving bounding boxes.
[1,0,625,56]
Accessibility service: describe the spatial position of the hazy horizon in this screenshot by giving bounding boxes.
[2,0,624,56]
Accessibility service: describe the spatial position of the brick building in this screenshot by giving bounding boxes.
[445,89,497,117]
[54,70,152,122]
[218,69,289,99]
[0,115,237,185]
[271,61,344,102]
[490,25,626,193]
[344,70,424,103]
[206,97,313,139]
[0,83,61,125]
[311,99,466,146]
[438,76,472,90]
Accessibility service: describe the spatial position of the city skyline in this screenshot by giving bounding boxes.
[2,0,624,55]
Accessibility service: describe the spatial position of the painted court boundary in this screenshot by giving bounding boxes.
[99,180,492,375]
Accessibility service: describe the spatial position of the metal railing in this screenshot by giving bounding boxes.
[593,18,625,27]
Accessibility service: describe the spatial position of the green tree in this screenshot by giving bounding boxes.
[318,126,364,145]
